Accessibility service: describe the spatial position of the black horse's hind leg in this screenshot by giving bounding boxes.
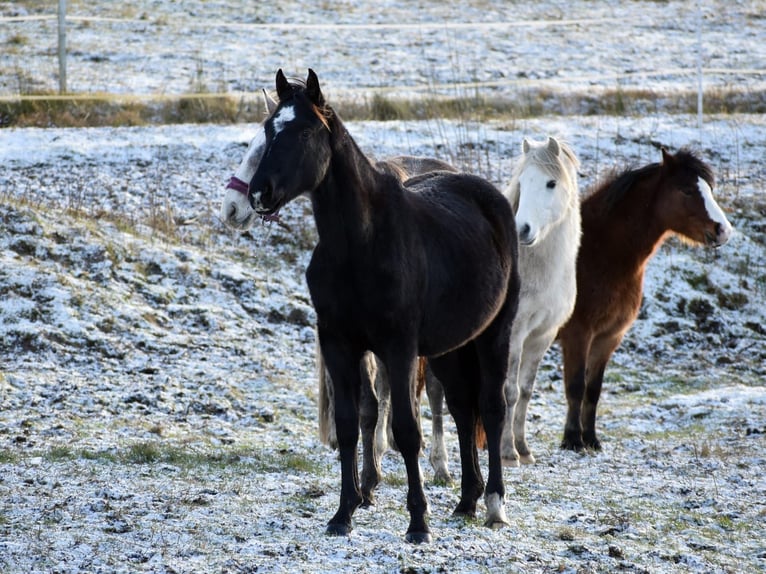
[321,336,365,536]
[383,349,430,543]
[430,349,483,519]
[359,352,382,507]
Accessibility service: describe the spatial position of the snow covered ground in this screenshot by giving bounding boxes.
[2,1,766,573]
[2,113,765,574]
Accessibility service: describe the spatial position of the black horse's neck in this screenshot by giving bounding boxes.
[310,113,390,260]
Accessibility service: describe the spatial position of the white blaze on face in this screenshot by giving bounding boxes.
[698,176,733,244]
[271,105,296,137]
[220,127,266,230]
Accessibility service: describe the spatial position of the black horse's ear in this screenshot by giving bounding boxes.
[660,146,674,166]
[275,69,291,101]
[306,68,324,105]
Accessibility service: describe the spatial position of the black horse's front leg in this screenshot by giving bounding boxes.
[321,338,364,536]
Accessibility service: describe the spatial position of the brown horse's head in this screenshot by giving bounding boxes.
[655,148,732,247]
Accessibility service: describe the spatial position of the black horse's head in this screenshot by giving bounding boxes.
[248,69,333,217]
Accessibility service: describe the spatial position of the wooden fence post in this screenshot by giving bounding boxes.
[58,0,67,93]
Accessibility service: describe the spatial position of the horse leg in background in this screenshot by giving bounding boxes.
[374,356,391,457]
[321,336,365,536]
[559,328,592,451]
[383,349,430,543]
[430,349,484,519]
[501,340,523,467]
[317,340,337,449]
[580,334,622,450]
[359,352,383,507]
[512,330,557,464]
[425,364,452,484]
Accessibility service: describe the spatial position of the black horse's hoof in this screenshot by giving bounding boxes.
[583,435,602,451]
[360,494,375,509]
[405,531,432,544]
[326,522,352,537]
[560,436,585,452]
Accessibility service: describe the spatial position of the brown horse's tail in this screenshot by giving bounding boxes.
[475,418,487,450]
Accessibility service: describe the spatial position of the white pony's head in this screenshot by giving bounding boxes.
[506,136,580,246]
[219,90,278,230]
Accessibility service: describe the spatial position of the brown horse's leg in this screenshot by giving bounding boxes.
[321,336,364,537]
[424,364,451,484]
[359,352,382,507]
[560,327,592,451]
[384,349,430,543]
[582,334,622,450]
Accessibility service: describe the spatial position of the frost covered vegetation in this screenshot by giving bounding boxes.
[2,0,766,572]
[2,114,765,573]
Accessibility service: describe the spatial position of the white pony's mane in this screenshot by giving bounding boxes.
[506,138,580,213]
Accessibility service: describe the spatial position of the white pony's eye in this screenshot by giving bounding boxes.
[546,180,556,189]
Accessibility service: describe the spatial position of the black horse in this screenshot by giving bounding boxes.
[248,69,520,543]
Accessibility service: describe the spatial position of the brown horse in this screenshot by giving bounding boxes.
[559,147,732,451]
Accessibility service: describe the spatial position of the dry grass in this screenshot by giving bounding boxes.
[1,86,764,128]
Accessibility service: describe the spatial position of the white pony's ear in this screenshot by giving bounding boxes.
[262,89,278,115]
[547,137,560,156]
[522,138,531,154]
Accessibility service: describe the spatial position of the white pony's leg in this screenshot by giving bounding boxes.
[425,367,451,484]
[513,330,557,464]
[502,340,523,466]
[373,356,391,456]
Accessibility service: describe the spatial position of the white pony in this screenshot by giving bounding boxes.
[501,136,581,465]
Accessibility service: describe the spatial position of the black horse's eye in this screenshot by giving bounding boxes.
[300,129,312,141]
[546,180,556,189]
[681,186,695,196]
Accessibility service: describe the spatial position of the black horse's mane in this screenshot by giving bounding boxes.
[587,148,714,213]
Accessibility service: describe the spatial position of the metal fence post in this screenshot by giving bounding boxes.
[58,0,67,93]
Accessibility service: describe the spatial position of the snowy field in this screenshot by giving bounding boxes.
[2,1,766,573]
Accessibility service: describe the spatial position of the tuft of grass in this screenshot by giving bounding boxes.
[0,449,19,464]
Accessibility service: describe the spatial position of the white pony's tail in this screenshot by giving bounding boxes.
[317,339,337,448]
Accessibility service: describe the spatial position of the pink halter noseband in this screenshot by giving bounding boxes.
[226,175,281,223]
[226,176,249,196]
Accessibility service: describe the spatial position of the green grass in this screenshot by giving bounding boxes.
[22,442,329,475]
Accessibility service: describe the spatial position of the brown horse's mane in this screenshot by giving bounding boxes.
[585,148,714,213]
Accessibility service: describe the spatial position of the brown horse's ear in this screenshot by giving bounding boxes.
[262,88,278,115]
[275,69,291,101]
[306,68,325,105]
